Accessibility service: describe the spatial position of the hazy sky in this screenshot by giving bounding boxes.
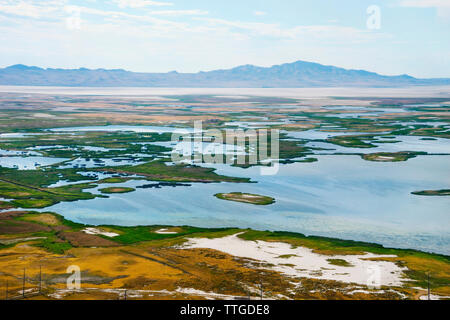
[0,0,449,77]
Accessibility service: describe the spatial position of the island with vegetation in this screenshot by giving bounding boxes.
[411,189,450,196]
[362,151,425,162]
[215,192,275,205]
[99,187,135,194]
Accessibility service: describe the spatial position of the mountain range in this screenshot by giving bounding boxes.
[0,60,449,88]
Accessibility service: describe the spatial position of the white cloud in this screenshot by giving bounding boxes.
[253,11,267,16]
[147,9,208,16]
[399,0,450,8]
[112,0,173,8]
[197,17,388,42]
[63,5,197,31]
[0,1,62,18]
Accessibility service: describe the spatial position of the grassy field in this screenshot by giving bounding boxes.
[0,211,448,300]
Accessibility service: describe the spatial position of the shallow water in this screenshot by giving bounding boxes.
[0,156,68,170]
[57,157,145,169]
[81,146,126,152]
[0,149,41,156]
[0,132,44,139]
[151,141,246,156]
[46,155,450,255]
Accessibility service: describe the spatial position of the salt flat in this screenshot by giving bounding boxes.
[0,85,449,98]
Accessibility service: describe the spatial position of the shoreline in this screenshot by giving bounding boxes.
[2,209,447,259]
[0,210,448,300]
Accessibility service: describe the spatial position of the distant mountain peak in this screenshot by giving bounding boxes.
[6,64,42,71]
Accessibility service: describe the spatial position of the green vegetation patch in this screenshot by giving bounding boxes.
[104,225,235,245]
[0,200,15,210]
[105,160,250,183]
[11,198,56,209]
[98,177,135,184]
[34,235,73,254]
[278,254,298,259]
[0,179,102,209]
[327,259,353,267]
[0,167,96,188]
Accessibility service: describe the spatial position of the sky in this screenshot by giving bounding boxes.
[0,0,449,78]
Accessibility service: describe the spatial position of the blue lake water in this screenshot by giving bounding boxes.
[46,155,450,255]
[0,156,68,170]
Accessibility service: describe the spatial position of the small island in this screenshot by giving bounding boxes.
[215,192,275,205]
[99,187,136,194]
[411,189,450,196]
[362,151,424,162]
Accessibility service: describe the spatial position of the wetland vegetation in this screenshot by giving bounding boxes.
[0,90,448,300]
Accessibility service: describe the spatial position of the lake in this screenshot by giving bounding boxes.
[45,154,450,255]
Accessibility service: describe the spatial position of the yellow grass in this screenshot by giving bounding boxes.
[22,213,61,226]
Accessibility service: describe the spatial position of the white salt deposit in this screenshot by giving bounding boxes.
[181,233,409,287]
[82,227,119,238]
[155,228,178,234]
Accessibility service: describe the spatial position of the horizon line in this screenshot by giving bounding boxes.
[3,59,443,80]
